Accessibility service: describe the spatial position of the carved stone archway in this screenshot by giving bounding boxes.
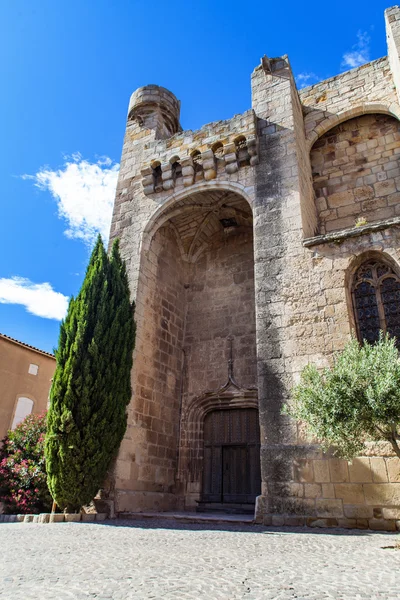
[178,339,259,509]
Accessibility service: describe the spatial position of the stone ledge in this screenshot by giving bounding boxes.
[0,513,107,523]
[303,216,400,248]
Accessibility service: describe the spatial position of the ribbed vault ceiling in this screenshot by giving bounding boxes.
[150,190,253,262]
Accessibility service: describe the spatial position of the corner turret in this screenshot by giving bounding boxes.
[127,85,181,139]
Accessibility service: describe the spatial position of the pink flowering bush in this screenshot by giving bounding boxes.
[0,412,52,514]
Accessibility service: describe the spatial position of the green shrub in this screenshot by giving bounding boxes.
[0,412,52,514]
[285,334,400,459]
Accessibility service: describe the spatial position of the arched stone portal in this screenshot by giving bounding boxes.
[115,189,259,513]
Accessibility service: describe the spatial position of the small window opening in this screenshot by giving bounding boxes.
[152,162,163,192]
[170,156,182,183]
[28,363,39,376]
[220,217,238,229]
[191,150,203,179]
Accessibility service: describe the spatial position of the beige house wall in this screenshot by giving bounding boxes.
[0,334,56,440]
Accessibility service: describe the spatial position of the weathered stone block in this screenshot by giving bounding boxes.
[65,514,81,522]
[49,514,65,523]
[374,179,396,197]
[329,459,349,483]
[315,499,343,518]
[39,514,50,523]
[337,518,357,529]
[306,517,338,528]
[81,513,96,522]
[382,507,400,519]
[304,484,322,498]
[343,504,373,519]
[313,460,330,483]
[96,513,107,522]
[356,519,369,529]
[271,515,285,526]
[368,518,396,531]
[348,458,372,483]
[321,483,336,498]
[334,484,365,504]
[363,483,400,505]
[294,459,314,483]
[327,190,354,208]
[386,457,400,482]
[370,457,388,482]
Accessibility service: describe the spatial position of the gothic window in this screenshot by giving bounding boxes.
[352,259,400,344]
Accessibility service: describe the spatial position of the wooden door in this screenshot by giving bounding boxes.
[202,408,261,504]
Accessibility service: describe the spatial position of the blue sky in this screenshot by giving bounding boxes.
[0,0,392,353]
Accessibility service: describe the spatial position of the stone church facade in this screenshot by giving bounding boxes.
[108,6,400,530]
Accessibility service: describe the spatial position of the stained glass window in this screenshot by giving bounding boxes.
[352,259,400,344]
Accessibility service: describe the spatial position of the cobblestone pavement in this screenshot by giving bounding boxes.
[0,519,399,599]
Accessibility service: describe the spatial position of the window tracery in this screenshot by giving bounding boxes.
[352,259,400,343]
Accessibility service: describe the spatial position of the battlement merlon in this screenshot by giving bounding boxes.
[125,56,295,196]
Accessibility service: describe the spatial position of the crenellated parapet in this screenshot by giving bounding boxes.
[140,109,259,195]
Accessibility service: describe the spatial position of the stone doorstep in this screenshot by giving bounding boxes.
[119,511,255,525]
[0,513,107,523]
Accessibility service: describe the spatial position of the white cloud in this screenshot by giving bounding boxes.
[23,154,119,246]
[296,72,321,89]
[0,276,69,320]
[342,31,370,69]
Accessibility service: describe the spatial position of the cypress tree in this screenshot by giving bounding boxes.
[45,236,135,512]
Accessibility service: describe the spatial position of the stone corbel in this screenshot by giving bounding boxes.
[181,156,195,187]
[247,137,259,166]
[141,166,155,195]
[161,162,174,190]
[224,142,238,174]
[202,149,217,180]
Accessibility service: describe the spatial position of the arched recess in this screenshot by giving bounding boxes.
[310,109,400,235]
[141,181,254,255]
[345,251,400,343]
[306,103,400,151]
[129,184,258,509]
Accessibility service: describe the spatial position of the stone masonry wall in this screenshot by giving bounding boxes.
[300,57,398,149]
[250,15,400,531]
[311,114,400,233]
[184,228,257,398]
[115,226,186,512]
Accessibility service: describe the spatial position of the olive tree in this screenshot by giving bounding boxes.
[285,334,400,459]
